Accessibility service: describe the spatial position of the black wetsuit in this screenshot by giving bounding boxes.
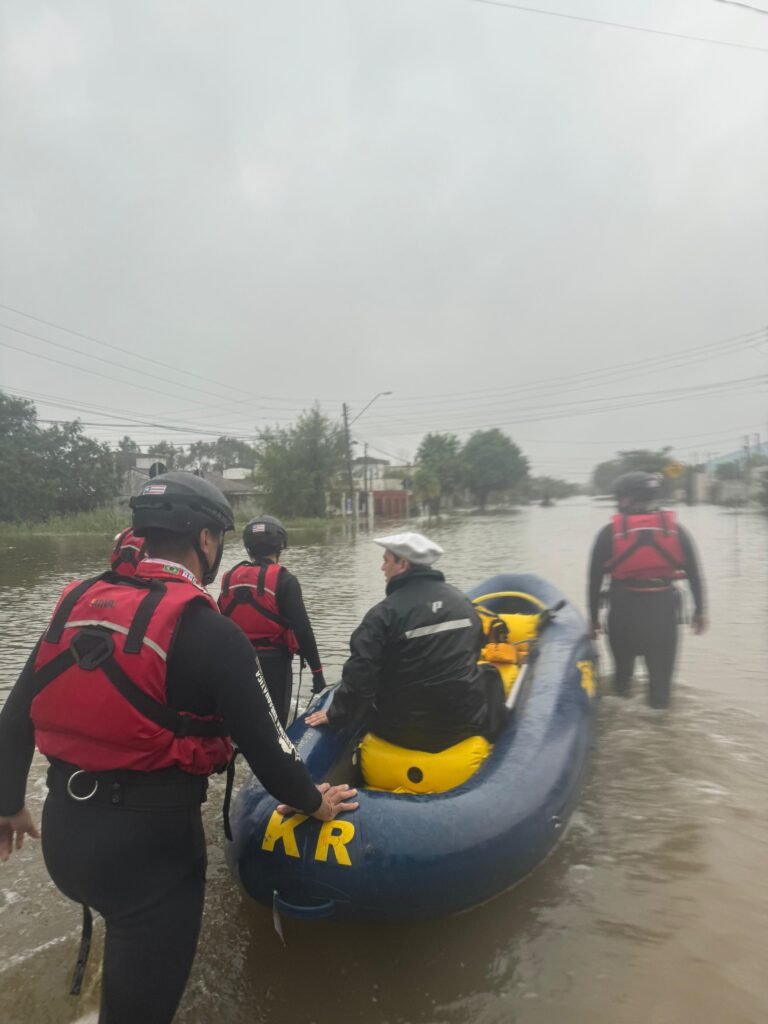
[327,566,497,751]
[0,603,321,1024]
[219,559,323,727]
[587,520,705,708]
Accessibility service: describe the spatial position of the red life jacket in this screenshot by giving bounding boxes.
[606,510,686,581]
[110,528,146,577]
[218,561,299,654]
[31,560,232,775]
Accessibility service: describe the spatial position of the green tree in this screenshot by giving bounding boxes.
[413,433,463,516]
[40,422,119,516]
[117,435,140,453]
[186,436,258,473]
[0,392,50,521]
[0,391,119,522]
[528,475,580,501]
[759,475,768,513]
[257,406,345,517]
[462,429,529,510]
[592,448,673,496]
[147,441,183,470]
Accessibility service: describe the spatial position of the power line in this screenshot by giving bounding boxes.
[0,328,332,423]
[0,301,359,404]
[364,374,767,436]
[0,321,304,413]
[349,325,766,413]
[713,0,768,15]
[360,370,766,433]
[472,0,768,54]
[0,302,285,404]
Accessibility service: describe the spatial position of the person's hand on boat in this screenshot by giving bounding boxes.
[305,709,329,727]
[692,612,708,635]
[0,807,40,862]
[276,782,358,821]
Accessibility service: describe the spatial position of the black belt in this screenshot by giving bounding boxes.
[46,765,208,809]
[612,578,673,590]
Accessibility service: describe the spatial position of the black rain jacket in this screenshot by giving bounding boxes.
[326,566,489,752]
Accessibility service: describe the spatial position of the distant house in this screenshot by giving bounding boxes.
[350,456,410,519]
[117,455,261,515]
[118,454,163,497]
[200,470,261,513]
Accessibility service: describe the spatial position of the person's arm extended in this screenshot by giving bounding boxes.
[169,611,323,813]
[211,628,358,818]
[325,604,389,730]
[0,643,40,818]
[277,571,324,684]
[678,525,706,628]
[587,525,612,628]
[0,643,42,861]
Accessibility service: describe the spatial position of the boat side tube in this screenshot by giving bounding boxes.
[226,573,597,923]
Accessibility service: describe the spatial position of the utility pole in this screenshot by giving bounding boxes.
[342,403,356,521]
[363,442,369,520]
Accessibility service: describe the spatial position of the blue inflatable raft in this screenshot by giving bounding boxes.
[225,573,597,923]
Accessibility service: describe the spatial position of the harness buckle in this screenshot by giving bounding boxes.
[66,770,99,802]
[69,627,115,670]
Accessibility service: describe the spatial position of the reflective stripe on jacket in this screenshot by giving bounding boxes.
[218,561,299,654]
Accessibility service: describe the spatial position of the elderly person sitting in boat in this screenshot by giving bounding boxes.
[306,532,504,751]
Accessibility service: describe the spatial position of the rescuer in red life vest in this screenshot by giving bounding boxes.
[218,515,327,726]
[110,525,146,575]
[587,471,707,708]
[0,472,357,1024]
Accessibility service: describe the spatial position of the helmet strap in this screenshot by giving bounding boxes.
[192,532,224,587]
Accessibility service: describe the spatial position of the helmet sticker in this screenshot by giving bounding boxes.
[252,523,267,532]
[143,484,167,494]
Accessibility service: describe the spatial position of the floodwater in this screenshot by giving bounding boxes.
[1,501,766,1024]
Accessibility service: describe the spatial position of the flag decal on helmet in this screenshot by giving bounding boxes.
[143,484,167,494]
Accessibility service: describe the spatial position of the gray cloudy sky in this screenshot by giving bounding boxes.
[1,0,767,481]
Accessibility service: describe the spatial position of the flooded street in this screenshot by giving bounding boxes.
[1,500,766,1024]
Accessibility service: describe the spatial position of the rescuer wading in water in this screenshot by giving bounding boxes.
[0,472,357,1024]
[587,471,706,708]
[218,515,326,726]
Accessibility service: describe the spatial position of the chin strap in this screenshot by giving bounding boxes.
[191,537,224,586]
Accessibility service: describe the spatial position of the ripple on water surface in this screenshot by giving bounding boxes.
[1,504,766,1024]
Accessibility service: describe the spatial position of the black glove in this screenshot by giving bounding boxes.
[311,670,327,694]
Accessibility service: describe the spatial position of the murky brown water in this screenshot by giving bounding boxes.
[1,502,767,1024]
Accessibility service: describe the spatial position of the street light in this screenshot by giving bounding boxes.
[348,391,393,520]
[349,390,393,426]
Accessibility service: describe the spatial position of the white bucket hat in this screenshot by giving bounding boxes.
[373,532,444,566]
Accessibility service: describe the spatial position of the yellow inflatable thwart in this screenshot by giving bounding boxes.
[359,732,492,794]
[359,600,543,795]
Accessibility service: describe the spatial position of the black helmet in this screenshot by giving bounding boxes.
[613,471,661,503]
[130,472,234,585]
[243,515,287,557]
[130,472,235,537]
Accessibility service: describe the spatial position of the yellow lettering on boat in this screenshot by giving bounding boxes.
[261,811,308,857]
[577,660,596,698]
[314,820,355,866]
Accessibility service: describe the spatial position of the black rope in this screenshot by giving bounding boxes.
[69,904,93,996]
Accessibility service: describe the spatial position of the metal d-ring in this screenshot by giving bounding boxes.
[67,770,99,801]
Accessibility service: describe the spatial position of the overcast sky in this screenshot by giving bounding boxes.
[1,0,767,481]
